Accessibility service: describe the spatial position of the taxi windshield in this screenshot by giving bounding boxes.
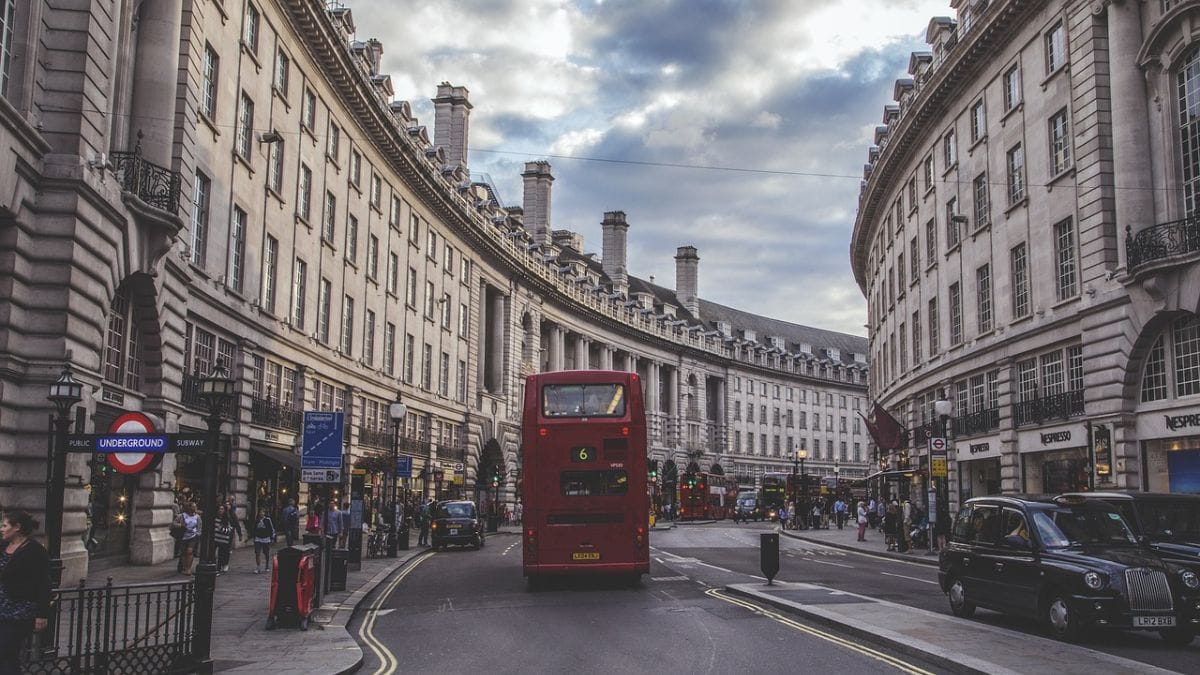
[1032,507,1138,548]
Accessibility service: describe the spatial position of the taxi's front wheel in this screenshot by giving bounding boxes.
[1045,594,1081,642]
[947,577,975,618]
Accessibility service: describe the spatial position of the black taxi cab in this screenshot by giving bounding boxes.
[430,500,485,550]
[939,495,1200,645]
[1061,492,1200,564]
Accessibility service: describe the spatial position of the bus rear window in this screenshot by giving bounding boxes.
[560,470,629,496]
[542,384,626,418]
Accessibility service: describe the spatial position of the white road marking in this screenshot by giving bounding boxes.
[810,559,854,568]
[881,571,938,585]
[650,575,690,582]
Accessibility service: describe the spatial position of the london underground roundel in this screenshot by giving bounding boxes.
[107,412,160,474]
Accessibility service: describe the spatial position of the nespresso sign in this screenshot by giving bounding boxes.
[969,443,991,454]
[1164,413,1200,431]
[1041,431,1071,445]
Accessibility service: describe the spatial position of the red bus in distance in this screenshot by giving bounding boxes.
[678,472,739,520]
[521,370,650,584]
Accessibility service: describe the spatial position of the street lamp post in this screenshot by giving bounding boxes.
[46,364,83,652]
[795,449,807,530]
[388,391,408,558]
[195,360,236,673]
[932,397,953,554]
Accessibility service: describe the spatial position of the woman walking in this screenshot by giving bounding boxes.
[0,511,51,675]
[883,502,899,551]
[856,501,869,542]
[253,508,276,574]
[213,505,234,574]
[177,502,201,575]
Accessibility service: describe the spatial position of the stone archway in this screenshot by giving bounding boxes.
[685,460,701,473]
[709,463,724,475]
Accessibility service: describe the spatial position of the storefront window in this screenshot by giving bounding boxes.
[958,457,1001,503]
[1022,447,1089,493]
[1144,436,1200,493]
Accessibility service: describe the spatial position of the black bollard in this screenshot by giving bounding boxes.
[760,533,779,585]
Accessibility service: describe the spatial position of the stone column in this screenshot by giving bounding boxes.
[553,327,566,371]
[1108,0,1154,269]
[128,0,183,166]
[575,335,589,371]
[489,291,506,392]
[648,362,661,414]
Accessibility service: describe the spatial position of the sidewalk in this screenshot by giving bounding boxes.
[779,524,939,566]
[726,581,1179,675]
[94,532,492,674]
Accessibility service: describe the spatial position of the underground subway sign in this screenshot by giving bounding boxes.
[105,412,166,474]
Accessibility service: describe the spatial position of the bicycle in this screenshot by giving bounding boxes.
[367,527,392,558]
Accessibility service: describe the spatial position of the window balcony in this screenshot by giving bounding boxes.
[181,372,205,410]
[250,395,302,431]
[1013,390,1084,427]
[111,150,183,215]
[1126,219,1200,272]
[953,407,1000,437]
[358,425,392,449]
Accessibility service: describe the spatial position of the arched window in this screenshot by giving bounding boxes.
[104,287,142,389]
[1177,47,1200,215]
[1140,315,1200,401]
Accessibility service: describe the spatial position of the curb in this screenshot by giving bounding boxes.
[723,585,996,675]
[779,529,938,567]
[327,550,433,675]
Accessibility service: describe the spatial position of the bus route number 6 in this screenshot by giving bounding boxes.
[571,446,594,462]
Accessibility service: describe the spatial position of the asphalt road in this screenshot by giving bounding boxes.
[350,528,947,675]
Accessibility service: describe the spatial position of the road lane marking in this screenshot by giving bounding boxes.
[360,552,435,675]
[651,575,690,582]
[502,541,518,556]
[880,571,938,585]
[810,559,854,568]
[706,588,935,675]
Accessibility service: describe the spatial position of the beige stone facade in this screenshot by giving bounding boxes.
[851,0,1200,512]
[0,0,868,581]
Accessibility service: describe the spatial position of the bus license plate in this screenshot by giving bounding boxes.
[1133,616,1175,628]
[449,529,459,535]
[572,552,600,561]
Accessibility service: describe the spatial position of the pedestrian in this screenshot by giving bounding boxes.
[326,501,342,547]
[876,499,887,531]
[833,498,847,529]
[810,501,821,530]
[883,503,898,551]
[417,499,432,547]
[178,502,201,575]
[0,510,50,675]
[305,501,321,535]
[901,499,913,553]
[514,501,523,525]
[225,498,244,546]
[867,498,878,529]
[856,501,869,542]
[338,502,352,549]
[213,505,233,574]
[282,499,299,547]
[252,507,276,574]
[778,503,789,530]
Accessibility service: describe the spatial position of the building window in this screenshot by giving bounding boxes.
[363,309,375,367]
[201,45,219,118]
[923,155,935,192]
[387,252,399,294]
[1046,21,1065,73]
[229,206,247,293]
[340,295,354,356]
[389,195,402,228]
[191,172,210,267]
[976,264,992,333]
[945,198,960,249]
[1009,243,1030,318]
[236,92,254,159]
[104,288,142,390]
[925,218,936,263]
[899,322,907,369]
[910,236,919,278]
[949,283,963,345]
[351,151,362,188]
[424,281,436,318]
[459,303,469,336]
[972,173,990,227]
[1178,47,1200,215]
[298,164,312,221]
[440,352,450,396]
[1003,64,1021,111]
[912,310,922,363]
[928,297,940,354]
[1174,316,1200,396]
[1049,109,1072,174]
[292,258,307,328]
[384,322,396,375]
[243,3,260,54]
[1007,143,1025,204]
[268,141,284,193]
[370,173,382,209]
[943,130,956,168]
[422,343,433,390]
[1054,218,1078,300]
[0,0,17,98]
[318,277,332,344]
[302,88,316,130]
[897,253,905,289]
[970,99,985,141]
[1142,335,1168,402]
[328,123,341,163]
[441,294,452,328]
[344,216,359,265]
[323,192,336,242]
[274,48,289,95]
[404,333,415,383]
[406,267,418,306]
[262,235,278,314]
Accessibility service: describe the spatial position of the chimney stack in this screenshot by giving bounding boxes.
[522,161,554,246]
[365,38,384,75]
[433,83,472,178]
[675,246,700,317]
[601,211,629,296]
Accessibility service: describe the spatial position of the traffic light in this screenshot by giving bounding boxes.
[649,460,659,481]
[491,468,501,488]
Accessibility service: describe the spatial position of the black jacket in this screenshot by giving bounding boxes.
[1,538,51,619]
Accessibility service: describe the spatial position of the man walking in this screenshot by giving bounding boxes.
[282,499,299,547]
[833,498,847,529]
[326,501,342,548]
[417,499,433,547]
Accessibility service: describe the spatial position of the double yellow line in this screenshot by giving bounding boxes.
[359,552,435,675]
[705,588,934,675]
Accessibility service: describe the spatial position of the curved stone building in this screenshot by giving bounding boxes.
[851,0,1200,513]
[0,0,868,580]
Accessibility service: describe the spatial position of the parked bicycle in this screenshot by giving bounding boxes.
[366,527,392,558]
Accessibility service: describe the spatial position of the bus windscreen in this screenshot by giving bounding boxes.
[543,384,626,418]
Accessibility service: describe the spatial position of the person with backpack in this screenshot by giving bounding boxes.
[252,508,276,574]
[282,499,299,546]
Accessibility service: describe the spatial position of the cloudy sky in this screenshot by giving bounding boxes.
[345,0,953,337]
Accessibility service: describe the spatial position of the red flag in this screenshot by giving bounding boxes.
[862,403,904,450]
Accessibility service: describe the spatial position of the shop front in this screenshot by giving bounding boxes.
[956,436,1002,504]
[1137,409,1200,493]
[249,443,300,522]
[1018,423,1090,494]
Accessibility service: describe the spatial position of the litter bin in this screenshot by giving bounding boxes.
[487,514,500,533]
[302,533,327,598]
[266,544,319,630]
[329,548,349,592]
[397,523,410,551]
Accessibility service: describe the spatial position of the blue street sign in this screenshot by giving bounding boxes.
[302,411,345,469]
[396,455,413,478]
[96,435,169,452]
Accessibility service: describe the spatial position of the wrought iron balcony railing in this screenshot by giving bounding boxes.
[1126,220,1200,271]
[1013,390,1084,427]
[111,150,182,215]
[358,425,392,449]
[953,407,1001,437]
[181,372,204,410]
[249,395,302,431]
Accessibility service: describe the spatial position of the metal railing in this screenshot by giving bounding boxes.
[953,407,1000,437]
[1013,390,1085,427]
[181,372,204,410]
[358,425,392,449]
[1126,219,1200,271]
[250,395,303,431]
[111,151,182,215]
[23,578,196,674]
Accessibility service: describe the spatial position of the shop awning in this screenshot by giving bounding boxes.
[250,445,302,469]
[865,469,922,482]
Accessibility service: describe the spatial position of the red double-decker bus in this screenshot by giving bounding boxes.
[678,472,740,520]
[521,370,650,584]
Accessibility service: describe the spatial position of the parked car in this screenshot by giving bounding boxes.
[736,496,765,521]
[430,500,485,550]
[939,495,1200,645]
[1062,492,1200,564]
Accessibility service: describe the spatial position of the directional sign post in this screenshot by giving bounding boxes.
[395,455,413,479]
[302,411,345,483]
